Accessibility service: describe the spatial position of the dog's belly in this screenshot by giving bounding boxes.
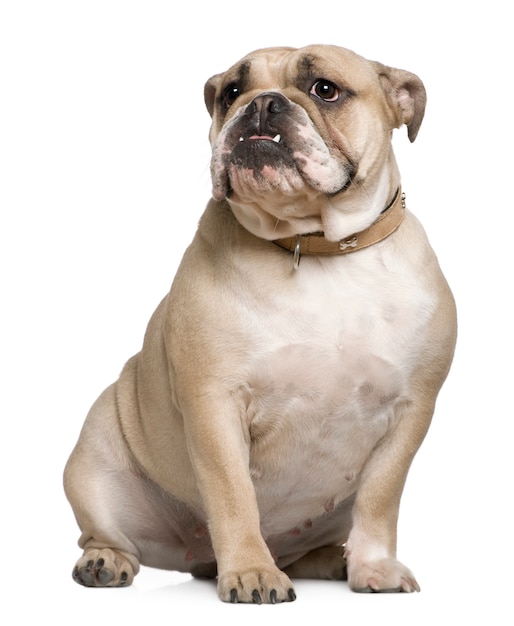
[239,340,403,540]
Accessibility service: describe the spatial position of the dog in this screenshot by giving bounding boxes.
[64,44,457,603]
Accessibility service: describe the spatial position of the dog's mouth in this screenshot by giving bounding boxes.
[243,134,281,143]
[229,132,296,175]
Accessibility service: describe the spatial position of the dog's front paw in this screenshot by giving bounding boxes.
[217,566,296,604]
[348,557,420,593]
[72,548,138,587]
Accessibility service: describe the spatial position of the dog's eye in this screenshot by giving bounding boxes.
[222,83,241,109]
[310,80,340,102]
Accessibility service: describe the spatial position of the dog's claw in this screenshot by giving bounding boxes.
[270,589,277,604]
[288,588,297,601]
[252,589,262,604]
[230,588,238,603]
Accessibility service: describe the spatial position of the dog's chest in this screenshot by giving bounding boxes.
[233,253,433,529]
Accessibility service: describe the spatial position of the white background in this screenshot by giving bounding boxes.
[1,1,512,623]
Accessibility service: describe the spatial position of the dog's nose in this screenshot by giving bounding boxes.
[247,92,290,131]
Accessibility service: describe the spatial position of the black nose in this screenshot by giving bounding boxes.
[247,92,290,132]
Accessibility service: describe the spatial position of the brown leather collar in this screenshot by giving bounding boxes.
[273,188,405,268]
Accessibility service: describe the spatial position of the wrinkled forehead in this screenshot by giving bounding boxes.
[220,45,374,91]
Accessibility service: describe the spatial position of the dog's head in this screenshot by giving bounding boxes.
[204,45,426,241]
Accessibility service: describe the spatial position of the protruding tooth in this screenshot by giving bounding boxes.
[273,134,281,143]
[239,137,244,142]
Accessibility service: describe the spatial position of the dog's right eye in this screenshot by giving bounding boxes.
[222,83,241,109]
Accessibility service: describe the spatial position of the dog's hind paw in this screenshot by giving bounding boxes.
[72,548,139,587]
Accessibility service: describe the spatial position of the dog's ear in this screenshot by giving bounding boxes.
[204,73,223,118]
[374,63,427,142]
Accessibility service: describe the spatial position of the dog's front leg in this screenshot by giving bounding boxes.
[344,399,433,593]
[184,394,296,604]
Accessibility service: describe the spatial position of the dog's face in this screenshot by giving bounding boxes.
[204,45,426,241]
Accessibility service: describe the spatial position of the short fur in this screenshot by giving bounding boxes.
[64,44,457,603]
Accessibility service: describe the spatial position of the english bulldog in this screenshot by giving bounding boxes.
[64,44,457,603]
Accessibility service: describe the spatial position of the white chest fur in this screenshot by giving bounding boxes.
[229,240,435,535]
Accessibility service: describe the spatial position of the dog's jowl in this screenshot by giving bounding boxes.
[64,44,457,603]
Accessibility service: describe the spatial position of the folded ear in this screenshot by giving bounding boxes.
[204,73,223,118]
[374,63,427,142]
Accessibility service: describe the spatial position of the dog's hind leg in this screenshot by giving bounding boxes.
[64,384,144,587]
[282,546,347,580]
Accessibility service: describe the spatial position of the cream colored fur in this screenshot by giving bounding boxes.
[64,44,457,603]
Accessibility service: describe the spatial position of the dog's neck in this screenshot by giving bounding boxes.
[273,188,405,269]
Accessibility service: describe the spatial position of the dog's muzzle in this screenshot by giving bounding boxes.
[211,92,352,201]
